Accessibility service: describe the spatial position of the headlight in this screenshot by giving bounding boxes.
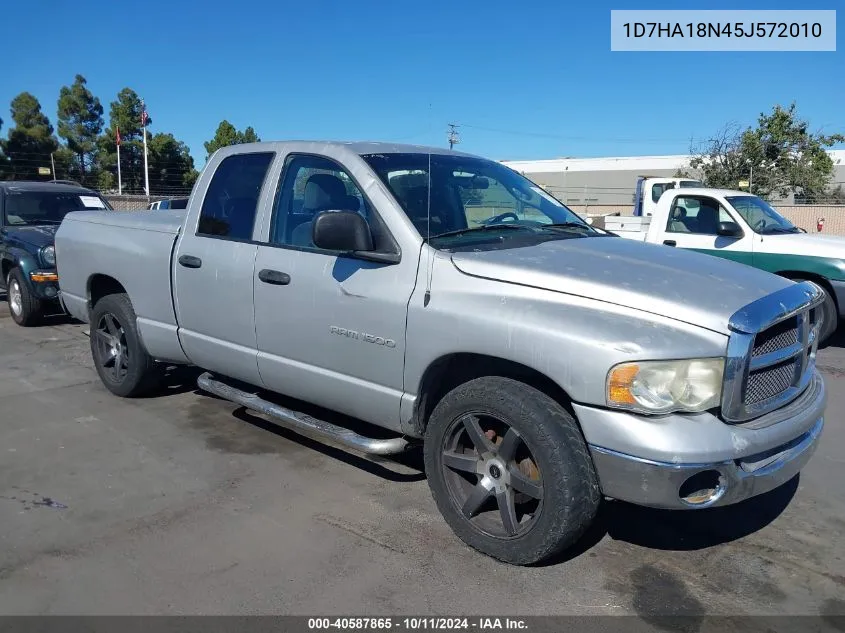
[41,245,56,267]
[606,358,724,414]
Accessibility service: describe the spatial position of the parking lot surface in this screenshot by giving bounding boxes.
[1,302,844,619]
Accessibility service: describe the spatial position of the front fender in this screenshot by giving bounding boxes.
[401,254,728,433]
[2,247,41,287]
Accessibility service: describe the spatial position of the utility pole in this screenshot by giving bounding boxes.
[447,123,460,150]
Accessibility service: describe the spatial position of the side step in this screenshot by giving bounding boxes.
[196,372,410,456]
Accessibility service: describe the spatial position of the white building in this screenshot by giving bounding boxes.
[500,150,845,206]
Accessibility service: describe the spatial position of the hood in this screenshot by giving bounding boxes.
[759,232,845,259]
[449,236,793,335]
[4,224,58,249]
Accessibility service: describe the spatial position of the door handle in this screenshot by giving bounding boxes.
[258,269,291,285]
[663,240,677,247]
[178,254,203,268]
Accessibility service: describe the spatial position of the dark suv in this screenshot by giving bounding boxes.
[1,181,113,325]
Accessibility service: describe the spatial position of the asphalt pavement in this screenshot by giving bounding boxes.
[0,301,844,620]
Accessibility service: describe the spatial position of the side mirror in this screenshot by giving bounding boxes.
[717,221,743,238]
[312,210,374,252]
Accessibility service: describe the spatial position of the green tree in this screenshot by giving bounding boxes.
[57,74,104,184]
[3,92,59,180]
[241,126,260,143]
[0,116,7,178]
[148,132,195,194]
[96,88,149,193]
[204,120,261,160]
[689,103,844,201]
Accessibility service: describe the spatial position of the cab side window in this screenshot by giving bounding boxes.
[270,154,393,253]
[197,152,274,240]
[652,182,676,203]
[666,196,732,235]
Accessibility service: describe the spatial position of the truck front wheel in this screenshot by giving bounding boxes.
[90,293,160,397]
[423,376,600,565]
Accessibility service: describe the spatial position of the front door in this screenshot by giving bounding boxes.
[172,150,276,385]
[658,194,754,266]
[252,153,416,431]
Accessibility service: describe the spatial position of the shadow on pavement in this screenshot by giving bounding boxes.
[603,475,798,550]
[233,406,426,483]
[534,475,798,566]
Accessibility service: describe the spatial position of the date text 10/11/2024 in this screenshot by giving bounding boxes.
[307,618,528,630]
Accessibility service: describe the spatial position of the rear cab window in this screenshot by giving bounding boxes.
[196,152,275,240]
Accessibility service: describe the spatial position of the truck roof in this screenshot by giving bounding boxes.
[212,140,482,160]
[663,187,755,198]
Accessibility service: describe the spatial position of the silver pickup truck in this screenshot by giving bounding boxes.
[55,141,827,565]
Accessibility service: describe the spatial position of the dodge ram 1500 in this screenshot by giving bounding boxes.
[54,141,827,565]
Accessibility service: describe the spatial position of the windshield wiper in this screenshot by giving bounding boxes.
[762,227,800,234]
[427,223,531,241]
[539,222,596,233]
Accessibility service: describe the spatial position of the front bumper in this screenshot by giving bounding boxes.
[27,270,60,301]
[574,370,826,509]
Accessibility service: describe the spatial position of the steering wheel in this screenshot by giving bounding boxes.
[485,212,520,225]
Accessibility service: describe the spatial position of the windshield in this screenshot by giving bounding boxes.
[361,152,595,249]
[3,190,112,226]
[726,196,799,234]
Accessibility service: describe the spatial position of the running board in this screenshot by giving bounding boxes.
[196,372,410,456]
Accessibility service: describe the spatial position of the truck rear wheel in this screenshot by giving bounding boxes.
[90,293,160,397]
[423,376,600,565]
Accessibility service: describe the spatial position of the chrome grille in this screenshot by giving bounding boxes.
[751,316,799,357]
[722,282,824,423]
[744,359,799,405]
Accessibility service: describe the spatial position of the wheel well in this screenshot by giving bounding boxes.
[1,259,13,282]
[776,271,835,307]
[412,353,574,435]
[88,275,127,309]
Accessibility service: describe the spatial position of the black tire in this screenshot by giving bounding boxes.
[7,267,42,327]
[89,293,160,397]
[423,376,600,565]
[790,278,838,343]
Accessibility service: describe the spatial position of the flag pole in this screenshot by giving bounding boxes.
[142,100,150,198]
[116,126,123,196]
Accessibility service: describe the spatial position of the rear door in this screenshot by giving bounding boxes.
[172,150,276,385]
[655,194,754,265]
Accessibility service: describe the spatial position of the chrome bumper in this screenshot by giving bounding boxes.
[588,417,822,509]
[575,370,827,510]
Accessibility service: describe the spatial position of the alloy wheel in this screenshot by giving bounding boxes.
[94,312,130,382]
[440,413,544,538]
[8,279,22,316]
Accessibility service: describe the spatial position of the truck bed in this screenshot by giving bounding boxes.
[55,210,188,363]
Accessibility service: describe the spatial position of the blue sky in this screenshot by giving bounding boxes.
[2,0,842,166]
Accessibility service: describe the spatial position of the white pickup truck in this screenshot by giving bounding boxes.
[606,187,845,341]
